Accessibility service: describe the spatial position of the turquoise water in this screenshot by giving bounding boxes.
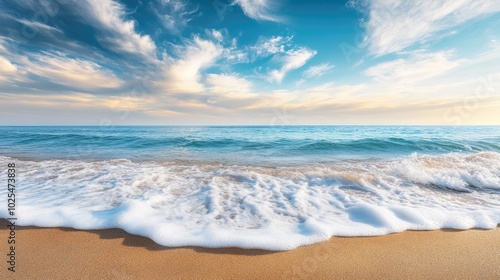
[1,126,499,250]
[1,126,499,164]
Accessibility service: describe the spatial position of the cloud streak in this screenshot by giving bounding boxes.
[82,0,157,60]
[365,50,464,83]
[303,63,334,78]
[268,47,316,83]
[206,73,252,94]
[232,0,283,22]
[350,0,500,55]
[27,53,124,90]
[160,35,223,93]
[252,36,292,57]
[152,0,198,34]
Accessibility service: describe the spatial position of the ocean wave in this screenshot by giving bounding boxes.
[1,152,499,250]
[2,130,500,162]
[294,137,475,153]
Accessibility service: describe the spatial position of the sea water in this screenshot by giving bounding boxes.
[0,126,499,250]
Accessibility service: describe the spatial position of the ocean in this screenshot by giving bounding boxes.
[1,125,499,250]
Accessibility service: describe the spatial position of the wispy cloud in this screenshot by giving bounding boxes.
[161,35,223,93]
[268,47,316,83]
[206,73,252,94]
[232,0,284,22]
[350,0,500,56]
[0,56,17,81]
[27,52,124,90]
[152,0,198,34]
[249,36,317,83]
[303,63,334,78]
[0,38,123,92]
[16,19,63,34]
[364,50,464,83]
[252,36,292,57]
[81,0,157,60]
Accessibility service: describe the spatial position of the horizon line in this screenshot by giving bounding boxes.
[1,124,499,127]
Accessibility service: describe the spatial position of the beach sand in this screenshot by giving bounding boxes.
[1,219,499,279]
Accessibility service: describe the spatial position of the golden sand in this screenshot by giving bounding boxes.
[1,219,499,279]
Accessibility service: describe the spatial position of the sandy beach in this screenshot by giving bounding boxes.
[1,219,499,279]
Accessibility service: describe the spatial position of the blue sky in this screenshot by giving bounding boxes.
[0,0,499,125]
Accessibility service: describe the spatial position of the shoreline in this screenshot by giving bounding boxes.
[1,219,499,279]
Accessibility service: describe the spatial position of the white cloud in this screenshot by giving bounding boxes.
[0,35,123,90]
[208,29,224,43]
[250,36,317,83]
[252,36,292,57]
[0,39,23,82]
[224,45,248,63]
[303,63,334,78]
[206,73,252,94]
[232,0,283,22]
[16,19,63,34]
[28,53,123,89]
[153,0,198,34]
[0,56,16,74]
[0,55,17,82]
[0,38,7,53]
[268,48,316,83]
[83,0,157,60]
[364,50,463,83]
[350,0,500,55]
[161,36,223,93]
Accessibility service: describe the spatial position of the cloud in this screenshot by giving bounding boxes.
[159,30,253,94]
[0,47,123,91]
[268,47,316,83]
[223,39,249,63]
[252,36,292,57]
[0,38,7,53]
[303,63,334,78]
[0,2,76,51]
[0,56,17,74]
[16,19,63,34]
[206,73,252,94]
[232,0,283,22]
[82,0,157,60]
[152,0,198,34]
[27,52,123,90]
[364,50,463,83]
[0,30,125,93]
[0,92,155,125]
[250,36,317,83]
[0,55,17,82]
[161,36,223,93]
[350,0,500,55]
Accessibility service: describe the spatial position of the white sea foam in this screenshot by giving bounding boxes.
[1,152,499,250]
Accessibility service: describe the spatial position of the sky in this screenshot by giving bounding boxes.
[0,0,499,125]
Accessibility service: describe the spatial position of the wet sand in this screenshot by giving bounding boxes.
[1,219,499,279]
